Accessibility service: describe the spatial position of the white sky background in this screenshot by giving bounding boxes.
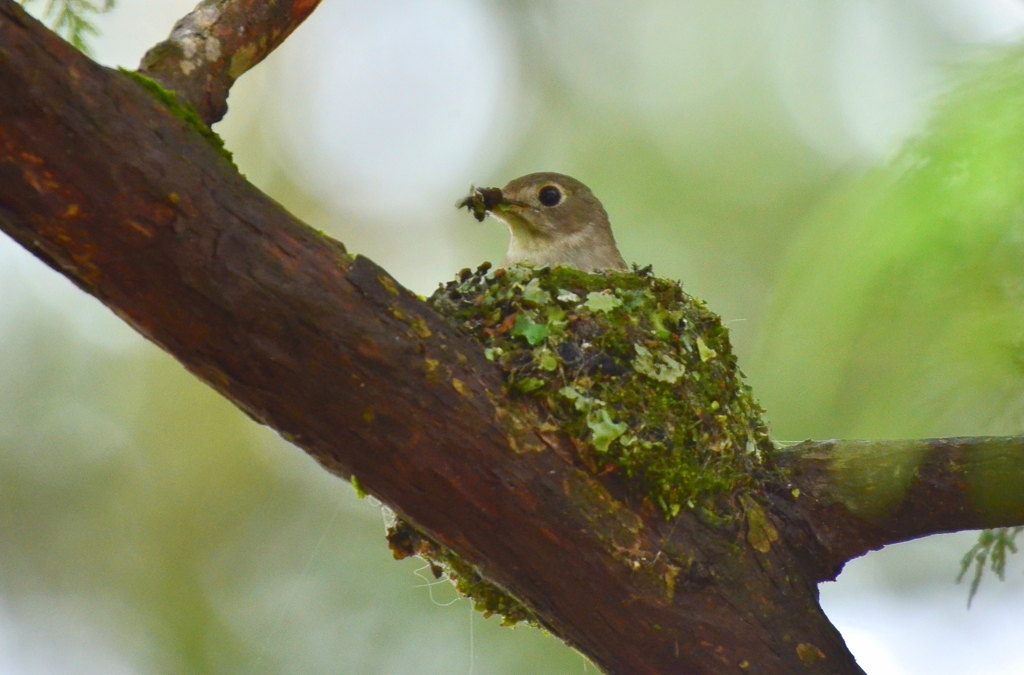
[5,1,1024,674]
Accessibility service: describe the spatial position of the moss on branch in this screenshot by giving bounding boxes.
[119,69,235,165]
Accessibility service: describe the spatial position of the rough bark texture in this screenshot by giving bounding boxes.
[780,436,1024,580]
[4,2,1024,674]
[138,0,323,124]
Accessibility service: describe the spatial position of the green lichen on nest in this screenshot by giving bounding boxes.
[430,263,776,518]
[387,519,539,627]
[118,69,235,166]
[387,263,778,628]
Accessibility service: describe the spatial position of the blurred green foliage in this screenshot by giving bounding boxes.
[19,0,114,53]
[751,48,1024,604]
[753,48,1024,442]
[959,527,1022,607]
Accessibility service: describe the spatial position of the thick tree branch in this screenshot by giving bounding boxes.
[779,436,1024,580]
[0,4,867,673]
[138,0,322,124]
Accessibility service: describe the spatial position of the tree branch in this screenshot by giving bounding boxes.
[779,436,1024,580]
[1,3,868,672]
[137,0,323,124]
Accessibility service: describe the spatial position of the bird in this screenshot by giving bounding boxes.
[457,172,627,272]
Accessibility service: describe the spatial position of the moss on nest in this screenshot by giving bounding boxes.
[387,263,778,627]
[431,263,775,518]
[387,520,538,627]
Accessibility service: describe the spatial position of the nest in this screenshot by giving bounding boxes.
[431,263,774,518]
[387,263,778,626]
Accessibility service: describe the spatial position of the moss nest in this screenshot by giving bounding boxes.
[387,263,778,627]
[432,263,774,517]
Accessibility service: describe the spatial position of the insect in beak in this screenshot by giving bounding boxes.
[456,186,505,222]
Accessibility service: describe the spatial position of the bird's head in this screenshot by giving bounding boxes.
[457,172,627,271]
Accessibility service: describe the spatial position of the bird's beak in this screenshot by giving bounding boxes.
[457,186,513,222]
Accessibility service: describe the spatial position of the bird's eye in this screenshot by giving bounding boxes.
[538,185,562,207]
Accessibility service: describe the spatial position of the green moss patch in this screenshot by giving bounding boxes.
[119,69,235,166]
[389,263,778,628]
[387,519,538,627]
[431,263,775,519]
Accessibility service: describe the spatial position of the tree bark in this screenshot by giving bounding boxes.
[779,436,1024,580]
[3,2,1023,674]
[138,0,323,124]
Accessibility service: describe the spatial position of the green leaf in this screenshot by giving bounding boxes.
[587,409,627,453]
[559,386,603,412]
[537,349,559,371]
[21,0,116,55]
[545,305,567,323]
[514,377,546,394]
[584,290,622,313]
[522,278,551,305]
[696,337,717,362]
[556,289,581,303]
[634,344,686,383]
[651,309,683,339]
[510,312,548,346]
[558,385,582,402]
[958,527,1022,607]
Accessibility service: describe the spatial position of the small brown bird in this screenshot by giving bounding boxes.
[457,172,627,272]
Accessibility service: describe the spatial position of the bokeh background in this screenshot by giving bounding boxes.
[5,0,1024,673]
